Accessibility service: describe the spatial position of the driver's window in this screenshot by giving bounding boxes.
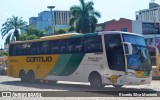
[104,34,125,71]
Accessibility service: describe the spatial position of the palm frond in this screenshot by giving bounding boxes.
[5,33,12,44]
[1,16,27,42]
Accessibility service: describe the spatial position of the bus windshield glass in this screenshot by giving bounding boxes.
[123,34,151,71]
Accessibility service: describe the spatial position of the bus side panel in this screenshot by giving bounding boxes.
[45,53,108,83]
[7,55,60,79]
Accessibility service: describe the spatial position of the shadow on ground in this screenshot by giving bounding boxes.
[0,80,158,97]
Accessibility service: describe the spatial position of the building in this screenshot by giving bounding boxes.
[103,17,160,51]
[96,23,104,32]
[103,18,142,35]
[136,2,160,22]
[29,10,72,35]
[29,17,38,28]
[135,1,160,49]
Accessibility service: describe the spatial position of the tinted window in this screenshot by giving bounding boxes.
[18,43,28,55]
[9,44,18,56]
[123,34,146,46]
[51,39,66,54]
[105,34,125,71]
[121,28,127,32]
[37,41,51,54]
[84,36,103,53]
[67,38,83,53]
[27,42,37,55]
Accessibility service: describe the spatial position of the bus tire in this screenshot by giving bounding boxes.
[19,70,27,82]
[27,70,35,83]
[89,72,104,88]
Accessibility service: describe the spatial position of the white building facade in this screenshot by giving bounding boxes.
[136,2,160,49]
[136,2,160,22]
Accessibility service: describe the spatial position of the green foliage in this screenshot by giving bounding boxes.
[68,26,76,32]
[26,27,45,37]
[27,35,39,40]
[57,29,68,34]
[69,0,101,33]
[1,16,27,43]
[0,51,8,56]
[20,27,45,40]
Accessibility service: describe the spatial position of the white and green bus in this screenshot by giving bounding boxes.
[7,31,152,88]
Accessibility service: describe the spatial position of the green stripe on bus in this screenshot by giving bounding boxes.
[48,54,72,76]
[70,33,98,38]
[59,53,85,76]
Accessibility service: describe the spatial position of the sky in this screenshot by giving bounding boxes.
[0,0,160,48]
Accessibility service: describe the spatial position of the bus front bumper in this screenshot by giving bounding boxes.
[125,75,152,85]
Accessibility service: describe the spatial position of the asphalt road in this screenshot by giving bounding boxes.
[0,75,160,100]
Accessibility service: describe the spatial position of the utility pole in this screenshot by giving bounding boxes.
[47,6,55,35]
[154,20,156,47]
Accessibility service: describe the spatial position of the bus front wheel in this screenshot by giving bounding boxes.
[89,72,105,88]
[27,70,35,83]
[19,70,28,82]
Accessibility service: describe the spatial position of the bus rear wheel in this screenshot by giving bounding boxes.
[27,71,35,83]
[89,72,105,88]
[19,70,28,82]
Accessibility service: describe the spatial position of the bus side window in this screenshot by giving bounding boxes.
[27,42,37,55]
[12,44,18,56]
[39,41,51,54]
[51,40,59,54]
[9,45,14,56]
[84,36,103,53]
[67,38,82,53]
[18,43,27,56]
[59,40,66,54]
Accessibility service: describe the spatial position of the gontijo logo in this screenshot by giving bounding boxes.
[26,56,52,62]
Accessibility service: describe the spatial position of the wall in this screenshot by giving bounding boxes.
[104,18,132,32]
[132,20,142,35]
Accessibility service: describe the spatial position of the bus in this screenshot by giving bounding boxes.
[148,45,160,79]
[7,31,152,88]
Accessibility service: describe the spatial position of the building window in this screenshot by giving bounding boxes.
[121,28,127,32]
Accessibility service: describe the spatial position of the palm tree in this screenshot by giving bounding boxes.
[69,0,101,33]
[1,16,27,44]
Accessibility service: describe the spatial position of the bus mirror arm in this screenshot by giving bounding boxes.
[122,42,133,55]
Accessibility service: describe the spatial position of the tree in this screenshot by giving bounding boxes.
[20,27,45,40]
[0,51,8,56]
[68,26,76,32]
[57,29,68,34]
[69,0,101,33]
[1,16,27,44]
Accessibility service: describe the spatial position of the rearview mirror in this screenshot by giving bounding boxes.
[122,42,133,55]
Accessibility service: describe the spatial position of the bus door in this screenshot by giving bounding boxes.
[104,34,126,84]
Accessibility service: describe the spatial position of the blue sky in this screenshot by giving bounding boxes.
[0,0,160,48]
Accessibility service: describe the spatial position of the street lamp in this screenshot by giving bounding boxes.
[47,6,55,35]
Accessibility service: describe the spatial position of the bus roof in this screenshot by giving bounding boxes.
[10,32,99,44]
[99,31,144,37]
[9,31,143,44]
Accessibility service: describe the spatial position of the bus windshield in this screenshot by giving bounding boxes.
[123,34,151,71]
